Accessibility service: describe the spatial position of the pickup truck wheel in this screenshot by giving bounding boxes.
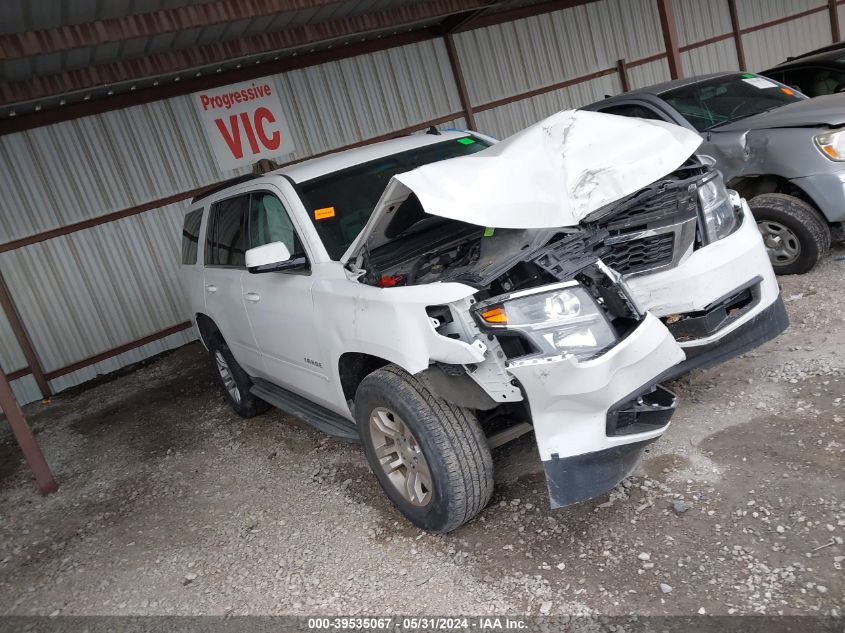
[355,365,493,533]
[207,334,270,418]
[750,193,831,275]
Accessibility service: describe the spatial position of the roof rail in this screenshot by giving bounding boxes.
[786,40,845,62]
[191,174,261,203]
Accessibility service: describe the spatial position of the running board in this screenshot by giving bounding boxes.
[250,378,360,443]
[487,422,533,449]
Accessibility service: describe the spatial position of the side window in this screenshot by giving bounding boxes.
[206,195,249,267]
[599,103,665,121]
[249,192,305,257]
[782,66,845,97]
[181,208,203,265]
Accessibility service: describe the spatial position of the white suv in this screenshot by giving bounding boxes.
[179,110,786,532]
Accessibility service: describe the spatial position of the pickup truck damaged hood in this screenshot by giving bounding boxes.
[342,110,701,263]
[712,92,845,131]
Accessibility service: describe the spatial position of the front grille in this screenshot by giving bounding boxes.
[588,167,705,276]
[603,233,675,275]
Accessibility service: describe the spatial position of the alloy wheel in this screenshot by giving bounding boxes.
[214,350,241,403]
[368,407,433,506]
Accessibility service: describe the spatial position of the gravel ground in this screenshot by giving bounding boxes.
[0,246,843,618]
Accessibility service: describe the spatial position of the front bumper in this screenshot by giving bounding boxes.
[508,314,685,508]
[791,170,845,223]
[509,201,787,510]
[624,201,782,356]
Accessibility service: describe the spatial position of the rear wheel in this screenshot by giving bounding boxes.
[207,333,270,418]
[355,365,494,533]
[749,193,831,275]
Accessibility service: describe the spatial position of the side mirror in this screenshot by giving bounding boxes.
[245,241,307,273]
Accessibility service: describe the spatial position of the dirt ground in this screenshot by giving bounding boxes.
[0,247,843,618]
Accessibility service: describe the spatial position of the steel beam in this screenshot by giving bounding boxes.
[0,366,58,495]
[727,0,747,70]
[0,0,494,106]
[0,272,51,398]
[656,0,682,79]
[457,0,599,31]
[443,34,476,130]
[0,1,348,60]
[616,58,630,92]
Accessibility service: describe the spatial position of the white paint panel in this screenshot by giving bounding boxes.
[681,39,740,76]
[46,329,195,396]
[0,305,41,405]
[673,0,733,47]
[0,204,189,377]
[0,38,461,246]
[735,0,824,29]
[474,75,621,140]
[627,58,672,90]
[742,11,832,71]
[455,0,663,107]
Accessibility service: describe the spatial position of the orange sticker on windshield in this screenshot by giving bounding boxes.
[314,207,335,220]
[780,87,795,96]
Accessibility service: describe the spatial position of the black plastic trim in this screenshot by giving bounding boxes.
[664,294,789,382]
[543,438,657,508]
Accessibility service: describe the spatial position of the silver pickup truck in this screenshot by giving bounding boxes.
[584,72,845,275]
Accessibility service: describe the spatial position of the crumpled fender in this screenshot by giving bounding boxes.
[313,277,485,380]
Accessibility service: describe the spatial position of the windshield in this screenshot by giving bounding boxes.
[298,136,489,260]
[662,73,805,131]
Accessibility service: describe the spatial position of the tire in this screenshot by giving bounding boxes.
[355,365,494,533]
[206,332,270,418]
[749,193,831,275]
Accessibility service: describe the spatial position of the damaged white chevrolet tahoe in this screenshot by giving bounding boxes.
[179,110,787,532]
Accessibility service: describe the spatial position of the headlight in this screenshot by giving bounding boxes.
[697,173,739,243]
[475,282,616,359]
[814,129,845,161]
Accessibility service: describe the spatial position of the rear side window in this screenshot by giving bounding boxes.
[181,209,203,265]
[205,195,249,267]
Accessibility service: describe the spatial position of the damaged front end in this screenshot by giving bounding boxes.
[341,110,782,509]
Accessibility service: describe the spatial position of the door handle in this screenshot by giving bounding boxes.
[205,284,217,293]
[244,292,261,303]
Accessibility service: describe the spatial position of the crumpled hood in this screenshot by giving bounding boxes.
[714,92,845,132]
[341,110,701,263]
[396,109,701,228]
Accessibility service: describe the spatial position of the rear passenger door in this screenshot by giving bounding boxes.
[202,194,263,375]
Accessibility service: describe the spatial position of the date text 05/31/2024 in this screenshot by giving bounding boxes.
[307,617,528,630]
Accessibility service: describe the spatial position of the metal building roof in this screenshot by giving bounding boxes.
[0,0,585,126]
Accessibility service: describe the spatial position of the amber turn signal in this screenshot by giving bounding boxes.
[480,306,507,324]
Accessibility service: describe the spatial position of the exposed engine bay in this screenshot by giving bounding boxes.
[353,159,713,354]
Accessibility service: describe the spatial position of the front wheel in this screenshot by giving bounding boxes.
[355,365,494,533]
[750,193,831,275]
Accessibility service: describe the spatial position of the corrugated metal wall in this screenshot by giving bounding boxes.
[1,37,464,404]
[0,0,838,405]
[455,0,670,130]
[674,0,739,75]
[742,7,832,71]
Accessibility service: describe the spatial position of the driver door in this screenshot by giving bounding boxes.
[241,189,339,412]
